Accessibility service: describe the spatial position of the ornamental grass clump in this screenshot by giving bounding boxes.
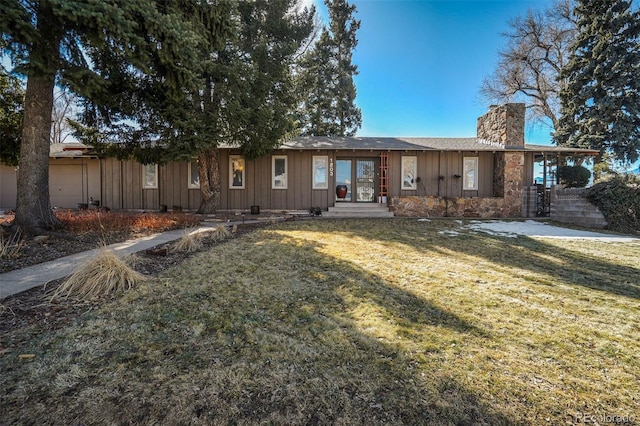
[210,224,231,242]
[0,230,22,260]
[50,249,145,301]
[173,228,203,253]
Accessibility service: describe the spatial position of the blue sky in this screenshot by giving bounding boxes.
[310,0,556,144]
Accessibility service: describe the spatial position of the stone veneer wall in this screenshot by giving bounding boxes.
[391,196,512,218]
[477,103,525,147]
[550,186,607,228]
[493,152,505,197]
[503,152,525,216]
[478,104,526,216]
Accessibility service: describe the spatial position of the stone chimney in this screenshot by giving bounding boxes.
[476,103,525,148]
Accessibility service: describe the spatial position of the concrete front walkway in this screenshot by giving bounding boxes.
[0,225,221,299]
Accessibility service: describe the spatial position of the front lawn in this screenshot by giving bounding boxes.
[1,219,639,424]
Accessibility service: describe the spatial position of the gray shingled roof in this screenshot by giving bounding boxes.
[280,136,599,154]
[54,138,598,157]
[50,143,97,158]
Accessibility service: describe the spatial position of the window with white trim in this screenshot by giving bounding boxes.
[312,156,328,189]
[401,156,417,190]
[272,155,287,189]
[463,157,479,190]
[230,156,245,189]
[188,161,200,189]
[143,164,158,189]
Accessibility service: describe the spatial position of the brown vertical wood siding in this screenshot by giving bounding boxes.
[220,150,332,211]
[101,158,198,211]
[99,149,502,211]
[390,151,494,199]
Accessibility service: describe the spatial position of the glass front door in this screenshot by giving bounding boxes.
[335,158,377,202]
[336,159,352,201]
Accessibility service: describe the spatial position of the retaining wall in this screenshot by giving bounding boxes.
[550,185,607,228]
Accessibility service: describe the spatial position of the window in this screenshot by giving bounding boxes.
[463,157,479,190]
[401,156,417,190]
[272,155,287,189]
[188,161,200,189]
[230,156,245,189]
[143,164,158,189]
[312,156,328,189]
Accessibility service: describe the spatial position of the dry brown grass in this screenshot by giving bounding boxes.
[172,228,203,253]
[0,230,22,259]
[210,224,232,241]
[2,219,639,424]
[49,249,145,301]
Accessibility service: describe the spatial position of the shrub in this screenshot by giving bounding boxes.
[558,165,591,188]
[57,210,201,235]
[586,175,640,233]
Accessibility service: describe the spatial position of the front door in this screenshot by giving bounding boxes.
[335,158,377,202]
[355,159,376,202]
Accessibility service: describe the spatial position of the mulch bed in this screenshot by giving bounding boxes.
[0,221,267,355]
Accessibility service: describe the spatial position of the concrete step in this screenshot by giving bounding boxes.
[324,203,394,218]
[329,202,389,210]
[323,210,394,218]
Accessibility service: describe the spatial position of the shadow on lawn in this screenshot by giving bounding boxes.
[318,218,640,300]
[217,230,514,424]
[0,222,517,425]
[4,219,631,424]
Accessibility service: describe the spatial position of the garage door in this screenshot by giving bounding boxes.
[50,164,86,208]
[0,165,17,209]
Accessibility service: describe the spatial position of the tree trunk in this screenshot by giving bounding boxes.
[15,79,60,230]
[197,146,221,214]
[14,3,62,232]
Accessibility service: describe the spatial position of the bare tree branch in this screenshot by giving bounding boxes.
[480,0,575,130]
[51,88,78,144]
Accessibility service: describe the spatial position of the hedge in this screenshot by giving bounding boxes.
[586,175,640,233]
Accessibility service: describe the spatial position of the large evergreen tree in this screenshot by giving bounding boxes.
[84,1,314,213]
[298,0,361,136]
[0,0,222,230]
[188,0,315,213]
[554,0,640,165]
[0,65,23,166]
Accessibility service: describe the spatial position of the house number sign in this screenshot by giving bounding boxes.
[329,158,334,177]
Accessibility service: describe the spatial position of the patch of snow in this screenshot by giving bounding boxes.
[418,218,431,222]
[464,220,638,242]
